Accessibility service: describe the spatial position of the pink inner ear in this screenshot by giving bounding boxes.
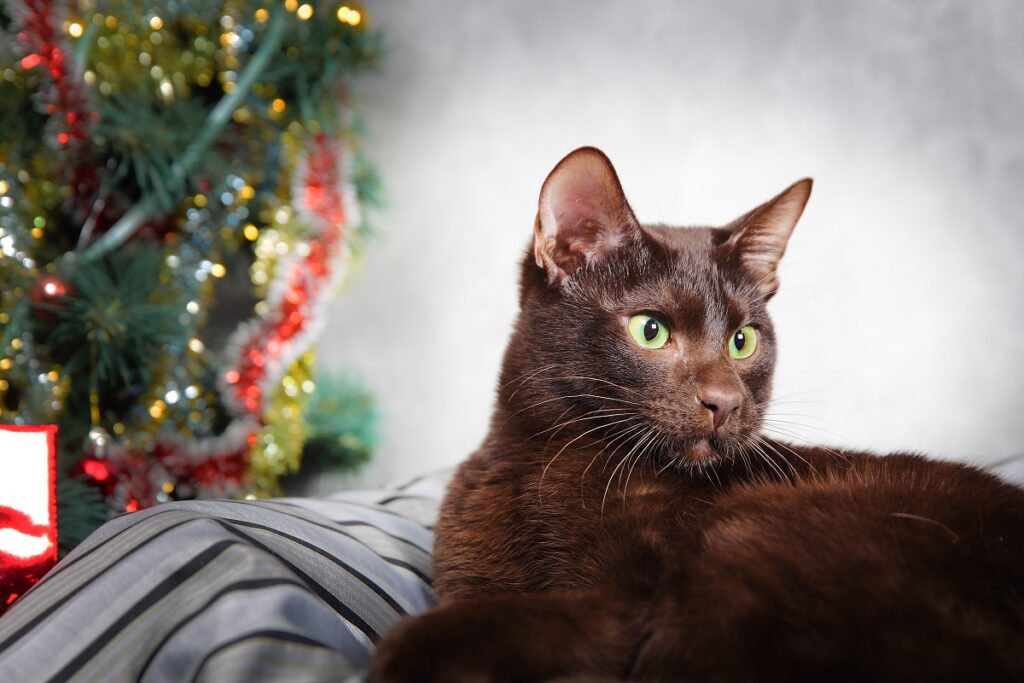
[540,164,613,236]
[540,157,626,240]
[538,186,621,275]
[724,178,813,297]
[536,148,639,281]
[545,193,602,242]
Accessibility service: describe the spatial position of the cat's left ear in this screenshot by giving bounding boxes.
[720,178,813,299]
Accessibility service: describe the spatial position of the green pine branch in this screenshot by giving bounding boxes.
[44,245,184,411]
[79,5,290,263]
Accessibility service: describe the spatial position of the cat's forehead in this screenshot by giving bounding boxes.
[572,222,758,325]
[638,223,755,324]
[642,223,736,288]
[642,223,724,252]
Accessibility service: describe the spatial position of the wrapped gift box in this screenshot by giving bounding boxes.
[0,425,58,610]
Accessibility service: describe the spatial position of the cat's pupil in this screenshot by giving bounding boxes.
[643,319,660,341]
[734,330,746,350]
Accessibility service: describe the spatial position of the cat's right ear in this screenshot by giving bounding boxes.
[534,147,640,285]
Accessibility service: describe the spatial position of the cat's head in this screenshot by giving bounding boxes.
[501,147,811,468]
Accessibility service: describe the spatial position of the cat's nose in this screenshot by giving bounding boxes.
[698,388,741,431]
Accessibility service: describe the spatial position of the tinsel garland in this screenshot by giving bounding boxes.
[7,0,101,227]
[8,0,95,150]
[0,0,380,537]
[99,133,359,509]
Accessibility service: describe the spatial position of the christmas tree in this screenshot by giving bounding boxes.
[0,0,382,554]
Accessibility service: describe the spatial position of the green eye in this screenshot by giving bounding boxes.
[729,325,758,359]
[627,314,670,349]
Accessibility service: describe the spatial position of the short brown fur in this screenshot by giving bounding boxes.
[370,148,1024,682]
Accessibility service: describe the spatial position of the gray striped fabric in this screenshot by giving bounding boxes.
[0,474,446,682]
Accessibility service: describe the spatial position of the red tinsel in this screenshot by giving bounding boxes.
[5,7,362,594]
[94,436,254,510]
[10,0,95,148]
[8,0,101,222]
[223,133,351,416]
[93,134,355,510]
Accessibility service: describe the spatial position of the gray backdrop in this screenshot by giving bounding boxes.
[318,0,1024,487]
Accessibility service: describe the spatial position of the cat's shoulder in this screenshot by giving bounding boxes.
[710,446,1024,550]
[802,448,1021,499]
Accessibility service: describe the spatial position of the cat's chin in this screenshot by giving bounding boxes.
[688,439,720,464]
[658,436,730,469]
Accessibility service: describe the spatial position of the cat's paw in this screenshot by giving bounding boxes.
[368,593,629,682]
[367,604,564,683]
[367,612,484,683]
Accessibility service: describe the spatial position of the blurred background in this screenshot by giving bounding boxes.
[322,0,1024,487]
[2,0,1022,553]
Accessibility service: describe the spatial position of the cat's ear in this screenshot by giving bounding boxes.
[533,147,640,284]
[720,178,813,299]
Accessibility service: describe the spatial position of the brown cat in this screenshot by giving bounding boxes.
[369,148,1024,682]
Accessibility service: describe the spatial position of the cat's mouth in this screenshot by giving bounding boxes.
[658,434,733,467]
[688,438,720,463]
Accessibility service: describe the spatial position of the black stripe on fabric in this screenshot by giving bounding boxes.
[322,497,440,531]
[376,493,437,506]
[395,468,451,491]
[47,540,241,683]
[381,558,431,584]
[333,497,437,530]
[136,577,305,679]
[48,507,197,579]
[335,519,431,554]
[189,629,335,683]
[226,500,433,553]
[243,502,432,579]
[220,517,409,616]
[274,497,415,521]
[395,475,425,491]
[206,520,381,643]
[4,504,401,659]
[0,513,206,655]
[57,519,381,655]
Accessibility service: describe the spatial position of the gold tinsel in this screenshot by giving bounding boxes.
[247,351,316,496]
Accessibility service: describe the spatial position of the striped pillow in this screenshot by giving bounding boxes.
[0,474,446,682]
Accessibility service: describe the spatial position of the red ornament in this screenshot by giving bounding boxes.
[80,458,110,483]
[73,457,117,496]
[28,274,70,321]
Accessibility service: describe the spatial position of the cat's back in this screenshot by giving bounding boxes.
[664,452,1024,681]
[433,441,1024,678]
